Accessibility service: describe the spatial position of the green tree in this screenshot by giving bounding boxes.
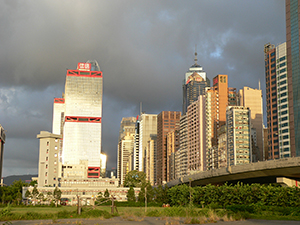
[138,181,154,202]
[15,191,22,205]
[53,187,62,207]
[38,193,44,204]
[127,186,136,202]
[154,185,168,203]
[46,191,53,205]
[32,186,39,205]
[123,170,147,188]
[104,189,110,198]
[29,180,38,187]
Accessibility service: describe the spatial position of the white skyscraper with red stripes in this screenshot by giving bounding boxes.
[52,60,103,178]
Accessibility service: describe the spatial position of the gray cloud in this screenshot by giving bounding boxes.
[0,0,285,175]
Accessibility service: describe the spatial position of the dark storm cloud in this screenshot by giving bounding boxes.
[0,0,285,175]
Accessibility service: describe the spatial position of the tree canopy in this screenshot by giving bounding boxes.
[123,170,147,188]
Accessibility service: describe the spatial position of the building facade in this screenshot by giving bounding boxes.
[182,51,210,114]
[166,130,179,181]
[187,95,206,173]
[175,114,188,179]
[238,86,263,161]
[138,113,157,172]
[51,61,103,178]
[157,111,181,184]
[117,117,136,186]
[37,131,62,187]
[205,74,236,169]
[286,0,300,157]
[226,106,251,166]
[117,133,135,186]
[264,42,291,159]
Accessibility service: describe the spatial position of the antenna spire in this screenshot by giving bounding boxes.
[194,44,198,65]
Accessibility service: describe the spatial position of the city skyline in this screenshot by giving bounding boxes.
[0,1,285,176]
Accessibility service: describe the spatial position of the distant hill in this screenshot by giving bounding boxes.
[3,174,37,186]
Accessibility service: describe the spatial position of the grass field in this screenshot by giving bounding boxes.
[1,205,300,222]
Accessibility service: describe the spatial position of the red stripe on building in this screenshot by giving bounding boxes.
[54,98,65,104]
[65,116,102,123]
[87,167,100,178]
[66,70,102,78]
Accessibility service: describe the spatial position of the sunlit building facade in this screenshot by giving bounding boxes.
[226,106,251,166]
[157,111,180,184]
[51,61,103,178]
[238,86,263,161]
[182,51,210,114]
[286,0,300,157]
[187,95,206,173]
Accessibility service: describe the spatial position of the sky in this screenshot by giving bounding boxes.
[0,0,286,177]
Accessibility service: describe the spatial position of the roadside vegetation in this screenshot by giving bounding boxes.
[1,173,300,222]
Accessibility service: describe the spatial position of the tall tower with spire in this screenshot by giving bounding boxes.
[182,50,210,114]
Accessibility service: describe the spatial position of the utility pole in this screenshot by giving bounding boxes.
[145,186,147,213]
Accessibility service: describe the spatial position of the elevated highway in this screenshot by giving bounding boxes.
[167,157,300,187]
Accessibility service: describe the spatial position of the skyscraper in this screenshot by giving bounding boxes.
[238,86,263,161]
[286,0,300,156]
[206,74,236,169]
[182,51,210,114]
[138,113,157,172]
[0,125,5,180]
[117,132,135,186]
[226,106,251,166]
[157,111,181,184]
[264,42,291,159]
[117,117,136,186]
[187,95,206,173]
[52,60,103,178]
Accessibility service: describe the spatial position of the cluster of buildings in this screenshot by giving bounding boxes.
[117,0,300,186]
[117,53,263,186]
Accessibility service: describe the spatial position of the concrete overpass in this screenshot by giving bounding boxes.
[167,157,300,187]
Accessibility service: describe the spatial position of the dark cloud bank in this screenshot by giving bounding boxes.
[0,0,285,176]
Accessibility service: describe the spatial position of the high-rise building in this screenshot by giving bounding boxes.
[264,42,291,159]
[145,135,157,185]
[182,51,210,114]
[52,60,103,178]
[157,111,181,184]
[37,131,62,187]
[117,117,136,186]
[286,0,299,156]
[138,113,157,172]
[187,95,206,173]
[217,125,227,168]
[133,117,140,171]
[166,130,179,181]
[205,74,237,169]
[264,43,279,159]
[118,117,136,141]
[175,114,188,179]
[238,86,263,161]
[226,106,251,166]
[0,125,6,180]
[117,132,135,186]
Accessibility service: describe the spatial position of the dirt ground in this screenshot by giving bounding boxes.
[1,217,300,225]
